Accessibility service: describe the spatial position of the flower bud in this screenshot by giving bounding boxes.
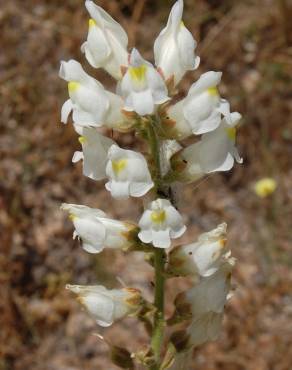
[168,223,228,277]
[82,0,129,80]
[61,203,138,253]
[154,0,200,86]
[66,284,142,327]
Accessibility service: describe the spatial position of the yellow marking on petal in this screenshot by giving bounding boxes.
[207,86,219,97]
[89,18,96,29]
[180,21,185,28]
[112,159,127,174]
[219,238,227,248]
[129,64,147,83]
[68,81,80,93]
[78,136,87,144]
[69,213,77,221]
[254,178,277,198]
[226,127,236,141]
[151,210,166,224]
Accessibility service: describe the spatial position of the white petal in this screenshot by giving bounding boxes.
[132,89,154,116]
[61,99,73,123]
[138,229,153,244]
[81,129,115,180]
[199,130,234,173]
[72,151,83,163]
[105,180,130,199]
[152,229,171,248]
[129,181,154,197]
[218,99,231,124]
[154,0,199,84]
[84,1,129,79]
[188,312,223,347]
[82,292,114,326]
[81,27,111,67]
[59,59,98,87]
[70,84,109,126]
[177,24,197,70]
[228,111,242,127]
[74,217,106,253]
[189,108,222,135]
[188,71,222,96]
[85,1,128,46]
[72,108,100,127]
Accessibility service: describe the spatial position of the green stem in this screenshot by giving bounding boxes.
[146,117,167,369]
[151,248,166,365]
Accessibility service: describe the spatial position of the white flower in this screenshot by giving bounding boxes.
[82,0,129,80]
[173,112,242,182]
[173,258,234,347]
[60,59,107,126]
[60,60,124,128]
[168,223,229,277]
[61,203,137,253]
[138,199,186,248]
[66,284,142,327]
[197,111,243,173]
[185,259,234,315]
[169,71,230,135]
[154,0,200,85]
[105,144,154,199]
[185,260,234,346]
[72,128,115,181]
[119,49,169,116]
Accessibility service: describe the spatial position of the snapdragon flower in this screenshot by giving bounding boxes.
[61,203,137,253]
[154,0,200,85]
[105,144,154,199]
[171,111,242,182]
[66,284,142,327]
[168,71,230,135]
[171,258,234,349]
[82,0,129,80]
[168,223,228,277]
[119,49,169,116]
[60,60,125,128]
[138,198,186,248]
[72,130,153,198]
[72,127,115,181]
[185,259,234,347]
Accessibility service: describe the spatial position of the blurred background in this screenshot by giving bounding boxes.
[1,0,292,369]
